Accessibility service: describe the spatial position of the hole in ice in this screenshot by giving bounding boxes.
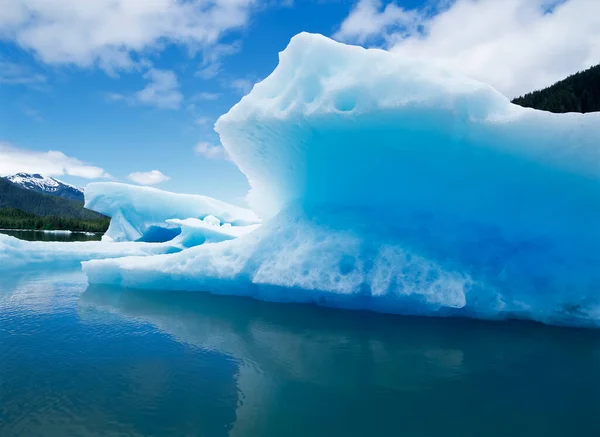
[333,91,356,112]
[139,226,181,243]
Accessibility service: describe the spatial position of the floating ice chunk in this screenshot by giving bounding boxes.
[0,233,178,271]
[85,182,260,242]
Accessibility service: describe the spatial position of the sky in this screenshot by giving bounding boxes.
[1,0,599,206]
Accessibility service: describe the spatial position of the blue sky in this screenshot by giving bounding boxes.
[1,0,597,205]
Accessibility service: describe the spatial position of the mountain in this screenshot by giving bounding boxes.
[7,172,85,202]
[512,64,600,113]
[0,177,110,232]
[0,177,103,219]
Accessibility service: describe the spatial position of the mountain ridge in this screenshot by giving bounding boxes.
[6,172,85,202]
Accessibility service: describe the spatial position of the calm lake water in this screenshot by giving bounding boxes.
[2,267,600,437]
[0,229,103,242]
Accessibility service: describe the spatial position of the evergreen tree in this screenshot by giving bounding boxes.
[512,64,600,113]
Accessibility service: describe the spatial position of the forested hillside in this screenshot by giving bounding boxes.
[0,177,105,219]
[0,177,109,231]
[0,208,109,232]
[512,64,600,113]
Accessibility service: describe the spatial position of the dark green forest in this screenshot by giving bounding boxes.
[0,208,109,232]
[0,178,110,232]
[512,64,600,113]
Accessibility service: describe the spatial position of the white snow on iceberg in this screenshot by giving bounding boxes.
[85,182,260,242]
[82,33,600,326]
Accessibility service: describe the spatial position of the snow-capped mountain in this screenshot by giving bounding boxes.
[6,173,84,202]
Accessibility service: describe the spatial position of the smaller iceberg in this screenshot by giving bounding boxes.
[1,183,261,271]
[0,233,178,271]
[85,182,260,243]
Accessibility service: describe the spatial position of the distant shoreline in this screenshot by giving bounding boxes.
[0,228,102,236]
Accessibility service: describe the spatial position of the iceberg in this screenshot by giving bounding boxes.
[85,182,260,242]
[0,233,179,271]
[82,33,600,326]
[0,184,259,271]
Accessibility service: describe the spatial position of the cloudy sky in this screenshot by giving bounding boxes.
[1,0,598,204]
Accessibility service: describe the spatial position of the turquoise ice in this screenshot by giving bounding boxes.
[54,33,600,325]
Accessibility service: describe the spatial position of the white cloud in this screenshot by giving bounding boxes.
[229,78,255,95]
[191,91,221,101]
[195,116,213,125]
[334,0,600,97]
[135,68,183,109]
[196,62,222,80]
[108,69,182,109]
[0,59,46,85]
[0,142,110,179]
[333,0,420,45]
[194,141,229,160]
[127,169,170,185]
[0,0,257,72]
[18,104,43,122]
[105,92,126,102]
[196,41,242,79]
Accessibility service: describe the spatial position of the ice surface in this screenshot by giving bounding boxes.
[84,208,471,308]
[216,33,600,226]
[85,182,260,242]
[82,33,600,326]
[0,233,178,271]
[83,205,600,326]
[167,217,261,248]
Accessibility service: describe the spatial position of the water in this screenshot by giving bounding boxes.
[2,267,600,437]
[0,229,103,242]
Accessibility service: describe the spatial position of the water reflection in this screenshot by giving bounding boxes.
[0,270,238,437]
[0,229,102,242]
[81,284,600,437]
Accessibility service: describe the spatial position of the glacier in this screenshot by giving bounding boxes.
[85,182,260,242]
[13,32,599,326]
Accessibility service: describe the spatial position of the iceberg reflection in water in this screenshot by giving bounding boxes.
[81,283,600,437]
[3,267,600,437]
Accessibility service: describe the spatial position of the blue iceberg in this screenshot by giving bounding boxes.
[80,33,600,326]
[85,182,260,242]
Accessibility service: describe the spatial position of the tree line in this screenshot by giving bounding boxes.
[512,64,600,113]
[0,208,109,232]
